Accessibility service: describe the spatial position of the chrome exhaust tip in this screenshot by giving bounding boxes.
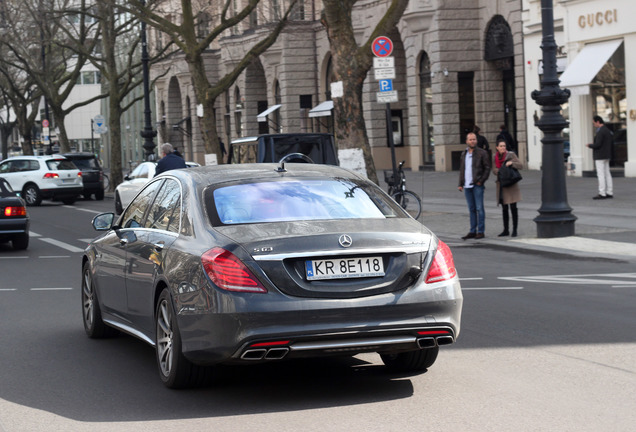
[436,335,454,346]
[417,337,437,349]
[264,347,289,360]
[241,349,267,360]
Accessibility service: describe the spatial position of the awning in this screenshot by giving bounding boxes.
[559,39,622,96]
[256,104,281,122]
[308,100,334,118]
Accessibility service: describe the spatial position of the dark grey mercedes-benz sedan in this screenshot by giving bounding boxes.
[82,163,462,388]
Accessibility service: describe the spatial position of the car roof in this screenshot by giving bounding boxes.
[2,155,68,161]
[163,163,364,188]
[60,152,96,158]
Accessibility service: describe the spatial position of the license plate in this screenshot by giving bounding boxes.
[62,179,74,183]
[305,256,385,280]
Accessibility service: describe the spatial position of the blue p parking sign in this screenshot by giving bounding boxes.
[379,79,393,92]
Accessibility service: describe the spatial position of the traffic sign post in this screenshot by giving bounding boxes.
[372,36,398,178]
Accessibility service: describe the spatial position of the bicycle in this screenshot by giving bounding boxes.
[385,161,422,219]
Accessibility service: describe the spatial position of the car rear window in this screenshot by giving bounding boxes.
[67,157,99,169]
[47,159,78,170]
[207,178,403,225]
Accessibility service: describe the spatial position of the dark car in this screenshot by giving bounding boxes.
[0,177,29,250]
[82,164,462,388]
[61,152,105,200]
[228,133,339,165]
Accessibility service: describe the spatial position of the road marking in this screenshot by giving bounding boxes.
[39,256,71,259]
[79,238,94,244]
[64,206,102,214]
[499,272,636,285]
[37,237,85,253]
[462,287,524,291]
[30,231,42,237]
[460,277,483,281]
[0,256,28,259]
[0,288,17,291]
[30,288,73,291]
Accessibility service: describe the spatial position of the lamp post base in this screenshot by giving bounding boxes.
[534,214,577,238]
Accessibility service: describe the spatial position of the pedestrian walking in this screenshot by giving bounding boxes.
[473,125,491,160]
[496,124,515,152]
[155,143,186,177]
[458,132,491,240]
[493,139,522,237]
[586,115,614,199]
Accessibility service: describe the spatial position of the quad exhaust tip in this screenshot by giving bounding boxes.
[241,347,290,361]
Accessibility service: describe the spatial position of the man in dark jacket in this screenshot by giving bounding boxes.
[473,125,491,160]
[155,143,186,177]
[496,124,515,152]
[587,115,613,199]
[458,132,491,239]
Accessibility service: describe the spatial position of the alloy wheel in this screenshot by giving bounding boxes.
[156,299,174,377]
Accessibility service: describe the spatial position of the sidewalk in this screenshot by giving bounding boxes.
[385,169,636,262]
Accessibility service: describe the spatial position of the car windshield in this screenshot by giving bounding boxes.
[208,178,403,225]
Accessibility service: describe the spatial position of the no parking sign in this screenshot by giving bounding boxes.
[372,36,393,57]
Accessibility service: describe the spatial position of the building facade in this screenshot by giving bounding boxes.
[523,0,635,177]
[150,0,525,174]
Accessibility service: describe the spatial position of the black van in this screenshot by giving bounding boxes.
[228,133,339,165]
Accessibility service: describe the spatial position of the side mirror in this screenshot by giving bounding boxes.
[92,212,115,231]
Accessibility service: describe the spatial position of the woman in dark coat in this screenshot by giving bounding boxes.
[493,139,522,237]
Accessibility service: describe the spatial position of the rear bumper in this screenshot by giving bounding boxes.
[41,186,83,199]
[0,218,29,238]
[176,278,463,365]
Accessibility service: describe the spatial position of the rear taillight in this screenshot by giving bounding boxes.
[4,206,27,217]
[78,172,82,178]
[201,247,267,293]
[425,240,457,283]
[43,172,59,179]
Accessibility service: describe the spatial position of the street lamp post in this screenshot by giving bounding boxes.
[140,0,157,161]
[531,0,577,238]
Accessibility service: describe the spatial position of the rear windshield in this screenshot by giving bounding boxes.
[207,178,404,225]
[46,159,78,171]
[67,157,99,169]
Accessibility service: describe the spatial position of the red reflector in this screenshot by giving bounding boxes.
[43,172,59,179]
[425,240,457,283]
[250,341,290,348]
[417,330,450,336]
[201,247,267,293]
[4,206,27,217]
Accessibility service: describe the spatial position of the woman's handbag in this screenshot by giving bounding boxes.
[499,165,522,187]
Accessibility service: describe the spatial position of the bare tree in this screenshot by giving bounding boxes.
[69,0,172,190]
[127,0,298,163]
[0,0,102,153]
[321,0,409,182]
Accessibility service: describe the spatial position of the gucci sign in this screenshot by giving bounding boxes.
[578,9,618,28]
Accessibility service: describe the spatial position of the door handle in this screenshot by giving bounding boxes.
[153,242,165,251]
[119,238,129,246]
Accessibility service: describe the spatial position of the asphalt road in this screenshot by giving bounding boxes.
[1,198,634,432]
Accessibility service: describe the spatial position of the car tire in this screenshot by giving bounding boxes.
[115,192,123,215]
[156,289,213,388]
[82,261,118,338]
[62,198,77,205]
[95,189,105,201]
[12,233,29,250]
[23,184,42,206]
[380,347,439,373]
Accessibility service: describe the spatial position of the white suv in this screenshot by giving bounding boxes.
[0,155,83,206]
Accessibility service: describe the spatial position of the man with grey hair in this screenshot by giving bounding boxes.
[154,142,186,177]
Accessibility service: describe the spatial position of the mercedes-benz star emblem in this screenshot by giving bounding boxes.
[338,234,353,248]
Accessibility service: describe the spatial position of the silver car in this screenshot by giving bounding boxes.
[82,164,462,388]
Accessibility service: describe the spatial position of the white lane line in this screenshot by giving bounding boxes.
[459,277,483,281]
[30,288,73,291]
[30,231,42,237]
[64,206,102,214]
[37,237,85,253]
[79,239,94,243]
[462,287,524,291]
[39,256,71,259]
[611,285,636,288]
[0,289,17,291]
[0,256,28,259]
